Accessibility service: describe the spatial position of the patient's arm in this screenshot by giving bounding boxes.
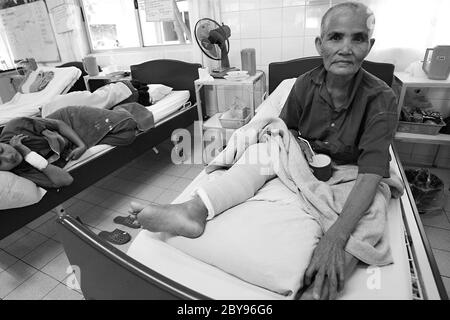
[11,134,74,188]
[41,164,74,187]
[301,173,382,300]
[45,119,87,161]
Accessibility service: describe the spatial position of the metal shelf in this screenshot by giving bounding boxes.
[395,132,450,145]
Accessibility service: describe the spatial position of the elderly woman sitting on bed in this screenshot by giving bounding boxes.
[129,2,399,300]
[0,103,153,188]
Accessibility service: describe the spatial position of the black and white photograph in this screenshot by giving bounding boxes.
[0,0,449,305]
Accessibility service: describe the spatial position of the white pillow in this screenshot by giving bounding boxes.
[0,172,47,210]
[147,84,173,103]
[164,178,322,296]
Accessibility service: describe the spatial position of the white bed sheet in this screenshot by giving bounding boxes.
[127,154,412,300]
[0,66,81,125]
[146,90,190,123]
[63,91,190,171]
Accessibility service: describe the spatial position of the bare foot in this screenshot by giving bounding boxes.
[130,197,208,238]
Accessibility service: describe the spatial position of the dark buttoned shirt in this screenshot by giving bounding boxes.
[279,65,398,177]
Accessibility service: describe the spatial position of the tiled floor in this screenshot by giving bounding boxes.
[0,138,449,299]
[411,166,450,299]
[0,139,203,300]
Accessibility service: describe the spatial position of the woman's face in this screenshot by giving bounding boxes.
[315,9,374,77]
[0,143,23,171]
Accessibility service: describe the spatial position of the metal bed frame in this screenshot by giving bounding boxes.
[0,59,201,240]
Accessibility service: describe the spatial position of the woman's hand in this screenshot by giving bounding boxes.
[302,230,347,300]
[66,144,87,161]
[9,134,31,157]
[47,119,88,161]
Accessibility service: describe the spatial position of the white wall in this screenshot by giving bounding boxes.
[217,0,449,168]
[218,0,450,71]
[219,0,333,77]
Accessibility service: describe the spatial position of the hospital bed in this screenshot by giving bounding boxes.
[0,66,82,126]
[55,58,448,300]
[0,59,201,240]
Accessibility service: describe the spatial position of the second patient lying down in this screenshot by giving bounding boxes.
[128,2,402,300]
[0,103,153,188]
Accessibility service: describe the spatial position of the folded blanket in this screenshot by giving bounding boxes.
[206,116,404,266]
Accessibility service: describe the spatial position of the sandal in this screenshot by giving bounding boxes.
[113,215,141,229]
[98,228,131,245]
[75,216,84,225]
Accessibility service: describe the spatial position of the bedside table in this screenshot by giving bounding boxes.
[83,72,131,92]
[194,71,267,163]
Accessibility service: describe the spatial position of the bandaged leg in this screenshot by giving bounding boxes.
[131,142,276,238]
[196,142,276,219]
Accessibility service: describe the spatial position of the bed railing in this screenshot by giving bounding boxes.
[56,214,208,300]
[392,145,448,300]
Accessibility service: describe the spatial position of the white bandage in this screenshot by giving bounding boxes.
[24,151,48,171]
[194,188,216,220]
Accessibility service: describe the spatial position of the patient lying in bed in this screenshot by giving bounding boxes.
[0,103,153,188]
[127,2,402,300]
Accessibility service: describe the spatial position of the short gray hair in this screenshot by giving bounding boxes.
[320,2,375,38]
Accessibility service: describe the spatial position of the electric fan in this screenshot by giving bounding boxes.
[194,18,238,78]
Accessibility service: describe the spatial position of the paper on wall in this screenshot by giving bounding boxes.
[51,3,75,34]
[0,1,60,62]
[46,0,74,11]
[144,0,174,22]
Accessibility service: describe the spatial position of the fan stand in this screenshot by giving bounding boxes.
[210,45,239,78]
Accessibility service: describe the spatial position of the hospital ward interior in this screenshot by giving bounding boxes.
[0,0,450,301]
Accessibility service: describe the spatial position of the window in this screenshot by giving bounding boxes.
[0,33,14,69]
[81,0,191,51]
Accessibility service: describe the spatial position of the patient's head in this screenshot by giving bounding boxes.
[315,1,376,77]
[0,143,23,171]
